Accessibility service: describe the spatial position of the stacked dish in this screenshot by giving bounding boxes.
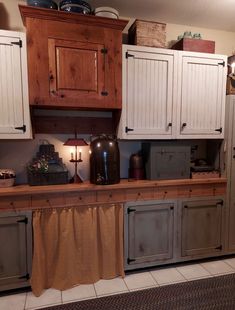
[27,0,58,9]
[94,7,119,19]
[59,0,91,14]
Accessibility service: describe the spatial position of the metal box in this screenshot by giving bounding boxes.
[142,142,191,180]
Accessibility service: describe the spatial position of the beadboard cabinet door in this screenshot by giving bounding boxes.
[118,45,176,139]
[0,30,31,139]
[177,52,226,139]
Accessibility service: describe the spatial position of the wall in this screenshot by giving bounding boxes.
[0,0,229,183]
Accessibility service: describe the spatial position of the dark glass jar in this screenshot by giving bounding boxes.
[90,135,120,185]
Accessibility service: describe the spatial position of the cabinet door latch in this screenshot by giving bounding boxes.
[101,48,108,54]
[11,40,22,48]
[215,245,222,250]
[215,127,222,133]
[17,218,28,225]
[15,125,26,133]
[125,126,134,133]
[101,91,108,96]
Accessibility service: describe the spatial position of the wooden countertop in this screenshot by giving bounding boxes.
[0,178,227,197]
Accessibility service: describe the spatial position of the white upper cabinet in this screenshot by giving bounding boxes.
[177,52,226,139]
[118,45,227,140]
[0,30,31,139]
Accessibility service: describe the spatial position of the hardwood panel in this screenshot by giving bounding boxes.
[154,186,178,199]
[33,115,115,134]
[97,190,126,203]
[31,194,65,209]
[0,196,31,211]
[65,191,96,205]
[126,188,154,201]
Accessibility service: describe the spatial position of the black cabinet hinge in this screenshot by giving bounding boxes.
[215,245,222,250]
[101,48,108,54]
[101,91,108,96]
[127,258,136,264]
[218,61,225,67]
[17,218,28,225]
[18,273,30,280]
[125,126,134,133]
[11,40,22,48]
[127,208,136,214]
[217,200,224,207]
[126,52,134,59]
[15,125,26,133]
[215,127,222,133]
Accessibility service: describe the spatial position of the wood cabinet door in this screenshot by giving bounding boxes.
[177,53,226,139]
[0,31,31,139]
[119,45,175,139]
[125,201,175,266]
[0,212,32,290]
[48,39,105,103]
[181,199,223,257]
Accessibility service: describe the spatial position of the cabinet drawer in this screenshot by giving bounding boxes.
[31,194,65,209]
[97,190,125,203]
[0,196,31,211]
[178,185,214,198]
[65,191,96,205]
[126,188,154,201]
[213,184,226,196]
[154,186,178,199]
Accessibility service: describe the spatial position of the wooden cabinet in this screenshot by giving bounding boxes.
[118,45,226,139]
[0,211,32,291]
[0,30,31,139]
[124,200,176,269]
[19,5,127,110]
[181,198,224,257]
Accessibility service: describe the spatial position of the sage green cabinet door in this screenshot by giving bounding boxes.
[0,212,32,291]
[126,201,175,266]
[181,199,223,257]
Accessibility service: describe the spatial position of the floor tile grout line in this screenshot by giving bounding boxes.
[175,266,189,281]
[222,260,235,270]
[23,292,27,310]
[122,277,131,292]
[149,270,160,286]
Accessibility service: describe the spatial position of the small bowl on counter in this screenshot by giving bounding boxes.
[0,169,16,188]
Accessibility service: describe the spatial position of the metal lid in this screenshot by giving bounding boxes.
[94,6,119,17]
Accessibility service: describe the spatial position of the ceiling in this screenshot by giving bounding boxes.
[90,0,235,32]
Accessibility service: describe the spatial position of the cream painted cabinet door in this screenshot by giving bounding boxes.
[177,53,226,139]
[118,45,176,139]
[0,30,31,139]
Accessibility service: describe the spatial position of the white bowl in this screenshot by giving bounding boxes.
[0,178,15,188]
[94,7,119,19]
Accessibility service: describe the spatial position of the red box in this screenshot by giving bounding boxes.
[171,38,215,54]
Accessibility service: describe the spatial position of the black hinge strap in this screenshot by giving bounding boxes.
[215,245,222,250]
[17,218,28,224]
[127,258,136,264]
[125,126,134,133]
[217,200,224,207]
[15,125,26,133]
[18,273,30,280]
[127,208,136,214]
[215,127,222,133]
[126,52,134,59]
[218,61,225,67]
[101,91,108,96]
[11,40,22,48]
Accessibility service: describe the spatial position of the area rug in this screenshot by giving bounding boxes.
[40,273,235,310]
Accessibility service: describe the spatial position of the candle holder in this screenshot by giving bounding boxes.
[63,134,88,183]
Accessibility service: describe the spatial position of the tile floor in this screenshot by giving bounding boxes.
[1,257,235,310]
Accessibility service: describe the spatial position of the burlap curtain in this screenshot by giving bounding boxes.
[30,204,124,296]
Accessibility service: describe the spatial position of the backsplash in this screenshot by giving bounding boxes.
[0,134,141,184]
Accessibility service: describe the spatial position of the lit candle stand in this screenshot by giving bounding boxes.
[64,135,88,183]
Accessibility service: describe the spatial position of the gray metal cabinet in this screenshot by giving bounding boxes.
[181,198,223,257]
[0,211,32,291]
[124,200,176,270]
